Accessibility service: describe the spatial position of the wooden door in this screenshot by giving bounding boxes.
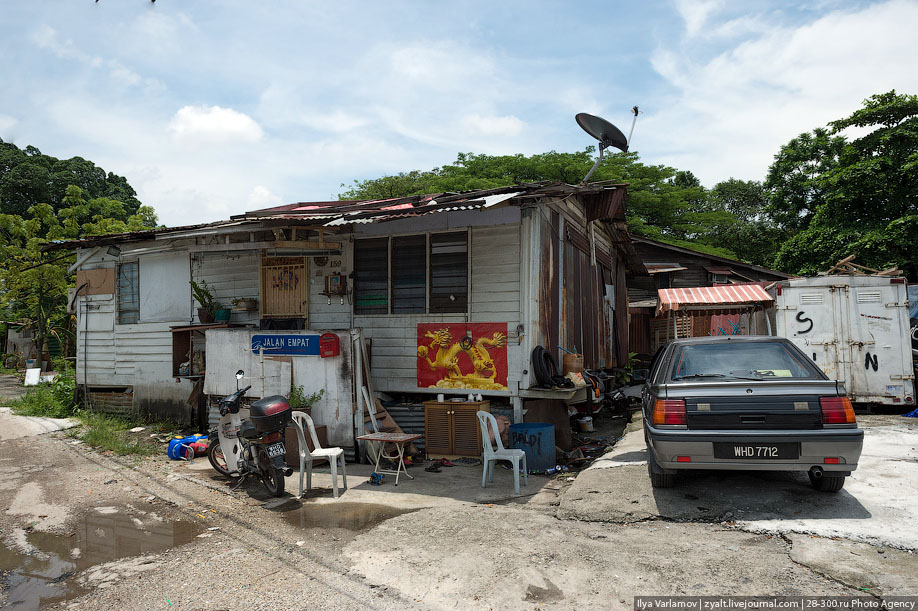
[452,402,489,457]
[261,256,308,318]
[424,403,451,457]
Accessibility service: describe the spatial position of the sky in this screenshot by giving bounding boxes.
[1,0,917,227]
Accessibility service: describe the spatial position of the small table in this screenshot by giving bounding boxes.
[357,432,422,486]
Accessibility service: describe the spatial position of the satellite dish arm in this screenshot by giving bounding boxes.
[581,142,606,184]
[627,106,639,149]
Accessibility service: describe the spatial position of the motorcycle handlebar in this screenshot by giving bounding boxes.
[220,385,253,416]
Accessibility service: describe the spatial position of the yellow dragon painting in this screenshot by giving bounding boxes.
[417,326,508,390]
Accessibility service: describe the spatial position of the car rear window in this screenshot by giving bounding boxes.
[669,342,822,381]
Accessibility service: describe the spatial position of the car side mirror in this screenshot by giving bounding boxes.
[632,369,649,383]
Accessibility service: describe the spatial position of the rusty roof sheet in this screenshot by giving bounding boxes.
[238,184,566,227]
[44,181,636,256]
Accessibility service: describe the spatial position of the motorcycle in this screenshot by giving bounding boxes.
[208,370,293,497]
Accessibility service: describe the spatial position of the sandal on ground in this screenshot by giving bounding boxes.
[424,464,442,473]
[437,458,454,467]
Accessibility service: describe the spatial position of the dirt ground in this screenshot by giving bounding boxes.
[2,383,917,609]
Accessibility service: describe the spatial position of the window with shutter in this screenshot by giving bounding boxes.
[352,231,469,315]
[117,261,139,324]
[392,235,426,313]
[354,238,389,314]
[429,231,467,313]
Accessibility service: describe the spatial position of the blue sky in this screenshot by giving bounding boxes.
[1,0,916,226]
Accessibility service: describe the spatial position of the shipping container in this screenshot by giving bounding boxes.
[771,276,914,406]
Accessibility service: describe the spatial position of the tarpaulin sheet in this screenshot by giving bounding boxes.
[657,284,774,314]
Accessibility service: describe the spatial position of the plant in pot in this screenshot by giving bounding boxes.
[190,280,223,323]
[289,385,325,411]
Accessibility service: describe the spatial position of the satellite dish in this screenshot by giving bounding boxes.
[575,107,639,183]
[576,113,629,153]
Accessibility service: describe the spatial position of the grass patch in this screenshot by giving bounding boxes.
[9,376,183,457]
[75,411,160,456]
[9,385,76,419]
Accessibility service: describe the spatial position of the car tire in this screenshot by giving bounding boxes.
[809,472,845,492]
[647,444,677,489]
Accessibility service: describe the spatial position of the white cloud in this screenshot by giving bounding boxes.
[247,185,280,209]
[0,114,17,133]
[460,114,525,137]
[30,23,163,93]
[674,0,724,37]
[168,106,264,145]
[646,0,918,185]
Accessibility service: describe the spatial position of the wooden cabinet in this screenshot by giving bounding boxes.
[423,401,489,458]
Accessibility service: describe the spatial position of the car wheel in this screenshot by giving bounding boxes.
[809,472,845,492]
[647,444,677,489]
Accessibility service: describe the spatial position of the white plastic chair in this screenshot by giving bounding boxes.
[291,412,347,499]
[477,411,527,494]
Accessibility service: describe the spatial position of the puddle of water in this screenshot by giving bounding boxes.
[0,509,201,608]
[282,502,416,531]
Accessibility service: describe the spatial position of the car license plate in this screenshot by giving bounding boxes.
[265,442,285,458]
[713,442,799,459]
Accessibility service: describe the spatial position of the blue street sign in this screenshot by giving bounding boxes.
[251,334,320,356]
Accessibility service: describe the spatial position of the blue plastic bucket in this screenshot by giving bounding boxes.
[509,423,555,471]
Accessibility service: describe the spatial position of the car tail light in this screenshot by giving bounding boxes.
[890,278,905,284]
[824,457,840,464]
[262,431,282,443]
[819,397,855,424]
[907,396,914,404]
[652,399,686,425]
[677,456,691,462]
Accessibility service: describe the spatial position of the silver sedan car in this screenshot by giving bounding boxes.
[642,336,863,492]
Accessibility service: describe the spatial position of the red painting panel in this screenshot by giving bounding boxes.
[417,323,509,390]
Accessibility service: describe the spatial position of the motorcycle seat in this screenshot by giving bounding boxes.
[240,422,260,440]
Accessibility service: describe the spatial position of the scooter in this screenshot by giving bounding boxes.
[208,370,293,497]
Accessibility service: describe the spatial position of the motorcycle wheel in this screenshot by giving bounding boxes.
[258,447,285,497]
[208,439,231,477]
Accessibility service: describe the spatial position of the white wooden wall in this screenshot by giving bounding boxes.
[75,245,195,415]
[191,252,261,326]
[354,223,524,394]
[73,215,530,421]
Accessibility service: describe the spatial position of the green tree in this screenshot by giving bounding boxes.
[0,184,158,360]
[764,128,845,232]
[770,91,918,279]
[0,203,75,363]
[706,179,786,268]
[341,150,737,257]
[0,139,141,217]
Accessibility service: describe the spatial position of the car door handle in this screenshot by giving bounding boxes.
[741,416,766,424]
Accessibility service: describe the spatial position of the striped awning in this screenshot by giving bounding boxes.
[657,284,773,314]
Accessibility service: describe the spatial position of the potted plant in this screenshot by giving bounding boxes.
[190,280,222,323]
[289,385,325,411]
[231,297,259,312]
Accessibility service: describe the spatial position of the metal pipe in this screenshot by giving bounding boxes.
[627,106,640,147]
[72,282,90,408]
[581,144,605,184]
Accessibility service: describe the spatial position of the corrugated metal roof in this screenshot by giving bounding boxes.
[43,182,644,278]
[241,184,545,227]
[657,284,774,314]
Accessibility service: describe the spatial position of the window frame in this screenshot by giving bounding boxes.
[353,229,470,316]
[116,260,140,325]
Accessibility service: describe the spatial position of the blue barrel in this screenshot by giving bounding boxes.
[509,423,555,471]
